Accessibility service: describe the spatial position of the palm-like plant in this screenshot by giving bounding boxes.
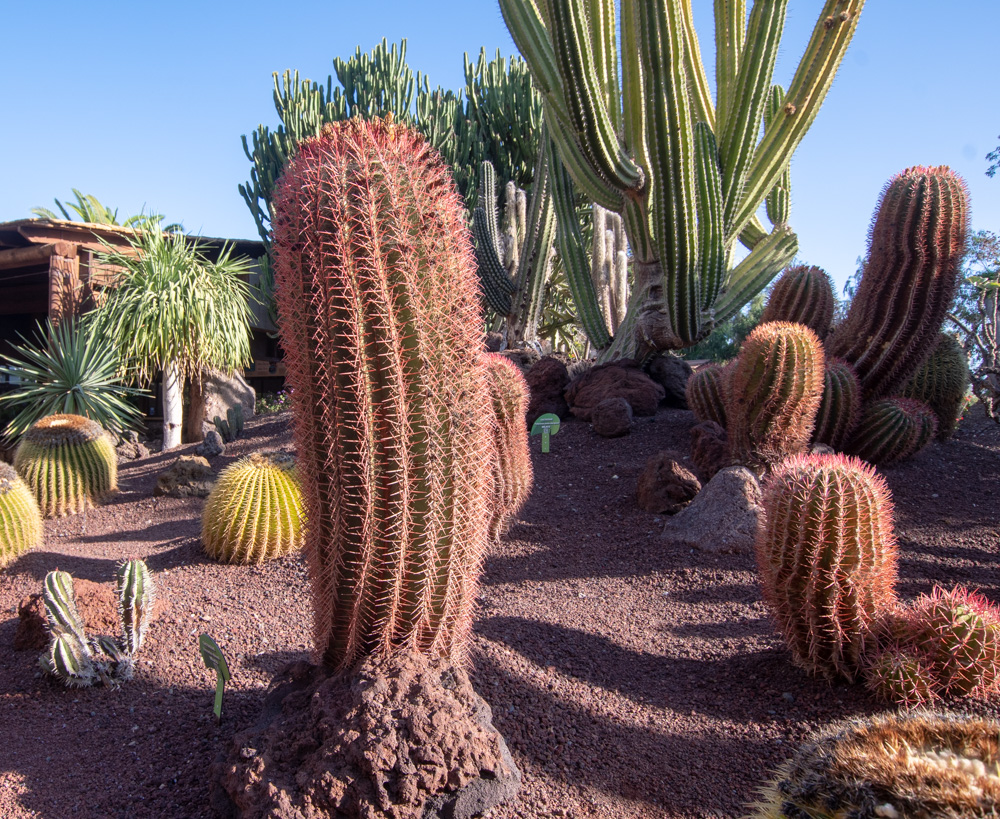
[0,319,145,442]
[32,189,183,233]
[92,231,254,450]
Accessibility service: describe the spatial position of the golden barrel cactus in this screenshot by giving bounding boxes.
[0,462,43,567]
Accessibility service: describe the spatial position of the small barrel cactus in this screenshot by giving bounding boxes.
[727,321,825,470]
[811,358,862,451]
[863,645,940,708]
[759,265,836,341]
[685,363,729,428]
[0,462,43,567]
[899,332,970,440]
[14,414,117,517]
[483,354,533,541]
[751,711,1000,818]
[756,453,898,681]
[846,397,938,465]
[201,452,304,564]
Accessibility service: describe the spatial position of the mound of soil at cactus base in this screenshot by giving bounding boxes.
[0,403,998,818]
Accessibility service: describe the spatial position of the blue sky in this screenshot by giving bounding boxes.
[2,1,997,295]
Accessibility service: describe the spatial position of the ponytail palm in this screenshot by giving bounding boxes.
[93,231,253,450]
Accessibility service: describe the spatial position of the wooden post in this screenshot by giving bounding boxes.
[48,244,81,323]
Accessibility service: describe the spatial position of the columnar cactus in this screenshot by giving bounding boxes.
[811,358,861,451]
[685,363,729,428]
[483,354,533,541]
[201,453,304,564]
[759,265,836,340]
[727,322,825,470]
[899,332,971,440]
[827,166,970,399]
[751,711,1000,818]
[272,118,496,670]
[14,414,117,517]
[756,453,898,680]
[0,462,43,567]
[846,397,938,466]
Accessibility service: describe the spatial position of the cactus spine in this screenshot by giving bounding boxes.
[685,363,729,428]
[727,321,825,470]
[0,462,43,567]
[812,358,862,451]
[756,453,898,681]
[828,166,970,399]
[272,118,495,671]
[14,414,117,518]
[846,397,938,466]
[899,332,970,440]
[759,265,835,341]
[863,645,940,709]
[751,711,1000,818]
[201,453,305,564]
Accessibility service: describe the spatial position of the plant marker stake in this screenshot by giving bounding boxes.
[199,633,231,724]
[530,413,561,453]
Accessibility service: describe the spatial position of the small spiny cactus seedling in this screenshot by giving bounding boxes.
[811,358,862,451]
[201,452,304,564]
[846,397,938,465]
[759,265,836,341]
[14,413,117,517]
[756,453,898,681]
[750,711,1000,818]
[0,462,43,567]
[685,363,729,428]
[899,332,971,441]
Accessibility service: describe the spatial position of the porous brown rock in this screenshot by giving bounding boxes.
[154,455,216,498]
[591,397,633,438]
[636,450,701,514]
[116,430,150,462]
[662,466,762,554]
[194,429,225,458]
[565,359,665,421]
[646,354,693,409]
[690,420,732,481]
[216,651,520,819]
[525,356,570,427]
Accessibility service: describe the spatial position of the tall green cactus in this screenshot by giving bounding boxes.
[759,265,836,340]
[500,0,865,355]
[0,462,43,568]
[828,166,970,399]
[272,118,495,671]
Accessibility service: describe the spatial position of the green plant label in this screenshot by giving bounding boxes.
[530,413,561,453]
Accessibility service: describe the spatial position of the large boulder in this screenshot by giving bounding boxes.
[636,450,701,514]
[662,466,762,554]
[591,397,633,438]
[525,356,570,426]
[646,354,693,408]
[690,420,732,482]
[565,359,665,421]
[186,369,256,443]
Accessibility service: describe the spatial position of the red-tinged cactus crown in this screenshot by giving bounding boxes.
[756,453,899,681]
[272,118,494,671]
[760,265,836,341]
[686,363,729,428]
[812,358,861,451]
[827,166,970,400]
[863,645,940,709]
[846,397,938,466]
[727,321,825,470]
[899,333,970,441]
[483,354,533,541]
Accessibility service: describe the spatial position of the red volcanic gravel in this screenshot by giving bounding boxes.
[1,404,998,818]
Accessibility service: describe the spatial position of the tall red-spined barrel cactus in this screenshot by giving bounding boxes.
[727,322,825,470]
[756,453,899,681]
[760,265,836,341]
[812,358,862,451]
[686,362,730,428]
[827,166,970,400]
[483,354,533,541]
[272,119,495,671]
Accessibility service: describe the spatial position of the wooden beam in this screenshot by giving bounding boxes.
[0,243,62,270]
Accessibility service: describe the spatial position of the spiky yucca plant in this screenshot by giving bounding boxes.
[686,362,729,428]
[756,453,898,681]
[14,414,117,517]
[272,118,496,671]
[751,711,1000,818]
[727,321,825,470]
[0,462,43,567]
[812,357,861,451]
[759,265,836,340]
[899,332,971,441]
[201,452,304,564]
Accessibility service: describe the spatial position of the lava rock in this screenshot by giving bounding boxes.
[154,455,216,498]
[115,430,150,462]
[194,429,226,458]
[636,450,701,514]
[646,354,693,408]
[526,356,570,426]
[591,397,633,437]
[565,359,665,421]
[690,420,732,481]
[662,466,762,554]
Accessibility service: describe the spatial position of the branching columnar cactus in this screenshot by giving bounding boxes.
[14,414,117,517]
[827,166,970,399]
[899,332,971,441]
[201,452,304,564]
[751,711,1000,818]
[727,322,825,470]
[756,453,898,681]
[483,354,533,541]
[40,560,155,687]
[272,118,498,671]
[811,358,862,451]
[0,462,43,567]
[759,265,836,341]
[685,363,729,428]
[846,397,938,466]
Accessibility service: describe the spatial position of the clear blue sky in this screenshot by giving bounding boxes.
[2,1,997,295]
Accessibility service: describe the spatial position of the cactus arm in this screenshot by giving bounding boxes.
[730,0,865,238]
[44,633,99,688]
[473,206,516,316]
[711,225,798,326]
[763,85,792,225]
[116,559,155,656]
[713,0,746,144]
[620,0,649,197]
[718,0,788,231]
[678,0,715,130]
[694,123,726,312]
[587,0,621,133]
